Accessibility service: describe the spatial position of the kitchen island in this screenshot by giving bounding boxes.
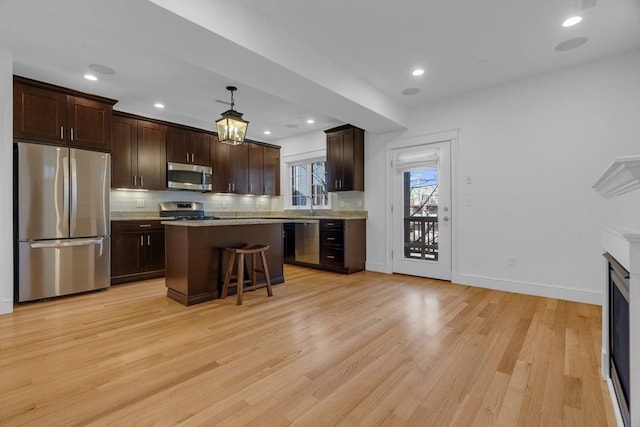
[163,219,286,306]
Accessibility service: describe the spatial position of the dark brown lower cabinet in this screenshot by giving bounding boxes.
[111,220,165,284]
[319,219,366,274]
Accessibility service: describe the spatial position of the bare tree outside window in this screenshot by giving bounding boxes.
[404,168,439,260]
[291,161,329,208]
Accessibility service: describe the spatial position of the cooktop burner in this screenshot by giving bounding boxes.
[159,201,218,221]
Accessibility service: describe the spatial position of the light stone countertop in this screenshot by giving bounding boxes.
[111,211,368,221]
[162,218,292,227]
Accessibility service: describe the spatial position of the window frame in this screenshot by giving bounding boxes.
[284,154,331,211]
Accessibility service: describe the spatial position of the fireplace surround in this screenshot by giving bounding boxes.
[594,154,640,426]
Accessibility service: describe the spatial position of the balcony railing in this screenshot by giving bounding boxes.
[404,216,438,260]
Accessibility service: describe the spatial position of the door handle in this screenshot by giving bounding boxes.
[31,238,103,248]
[140,235,144,246]
[62,155,70,230]
[70,156,78,234]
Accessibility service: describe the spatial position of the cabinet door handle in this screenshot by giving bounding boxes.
[147,235,151,246]
[232,183,235,192]
[186,153,189,162]
[327,237,335,241]
[191,153,194,162]
[140,176,144,187]
[140,235,144,246]
[228,183,231,192]
[327,255,335,259]
[60,126,64,140]
[249,184,252,193]
[133,176,137,186]
[263,185,267,194]
[70,128,74,141]
[139,224,151,228]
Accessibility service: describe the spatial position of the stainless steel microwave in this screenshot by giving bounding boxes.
[167,162,212,191]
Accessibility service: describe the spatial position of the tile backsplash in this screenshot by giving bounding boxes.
[110,190,365,213]
[111,190,283,213]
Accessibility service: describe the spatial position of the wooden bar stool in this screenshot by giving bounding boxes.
[221,244,273,305]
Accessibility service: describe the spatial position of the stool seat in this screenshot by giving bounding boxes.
[221,244,273,305]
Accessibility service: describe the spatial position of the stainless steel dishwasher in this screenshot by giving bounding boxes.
[295,220,320,265]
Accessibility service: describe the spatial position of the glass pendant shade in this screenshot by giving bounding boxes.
[216,86,249,145]
[216,110,248,145]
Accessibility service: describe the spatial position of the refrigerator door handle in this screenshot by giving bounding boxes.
[69,155,78,234]
[62,155,70,230]
[30,238,104,249]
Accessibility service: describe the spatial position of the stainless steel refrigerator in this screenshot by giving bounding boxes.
[15,142,110,302]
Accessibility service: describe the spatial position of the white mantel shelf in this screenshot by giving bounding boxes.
[593,154,640,199]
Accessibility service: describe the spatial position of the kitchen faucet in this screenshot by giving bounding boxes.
[305,196,314,216]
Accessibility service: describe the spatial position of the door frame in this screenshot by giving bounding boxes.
[385,129,459,278]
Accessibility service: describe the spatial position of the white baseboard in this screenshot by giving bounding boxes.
[0,297,14,315]
[365,261,390,274]
[606,377,625,427]
[451,272,602,305]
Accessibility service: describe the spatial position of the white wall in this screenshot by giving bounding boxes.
[0,49,13,314]
[366,50,640,304]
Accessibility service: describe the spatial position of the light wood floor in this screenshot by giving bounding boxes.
[0,265,615,426]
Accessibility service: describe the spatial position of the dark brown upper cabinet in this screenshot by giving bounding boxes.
[247,143,280,196]
[325,124,364,192]
[211,136,248,194]
[13,76,115,152]
[263,145,281,196]
[166,126,211,167]
[112,113,166,190]
[247,143,264,195]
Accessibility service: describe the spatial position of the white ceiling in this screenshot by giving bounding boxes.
[1,0,639,142]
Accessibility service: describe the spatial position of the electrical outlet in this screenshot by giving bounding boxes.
[136,199,145,208]
[357,200,362,208]
[508,256,517,267]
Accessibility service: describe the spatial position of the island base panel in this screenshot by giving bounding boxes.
[164,223,284,306]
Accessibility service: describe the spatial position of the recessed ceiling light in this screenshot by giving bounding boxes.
[83,74,98,81]
[263,130,271,135]
[562,16,582,27]
[412,69,424,76]
[306,119,315,124]
[154,103,165,109]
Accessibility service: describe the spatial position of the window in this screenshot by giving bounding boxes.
[289,160,329,209]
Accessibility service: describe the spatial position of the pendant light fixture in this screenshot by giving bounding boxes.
[216,86,249,145]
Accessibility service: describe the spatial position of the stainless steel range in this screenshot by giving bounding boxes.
[159,201,218,221]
